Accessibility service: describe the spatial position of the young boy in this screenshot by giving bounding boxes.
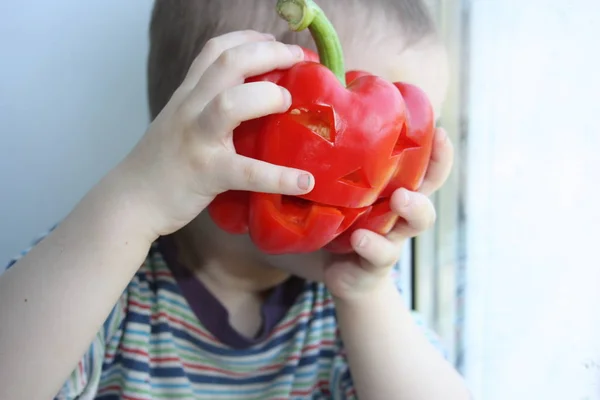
[0,0,469,399]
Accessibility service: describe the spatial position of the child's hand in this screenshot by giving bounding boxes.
[323,128,454,303]
[117,30,313,238]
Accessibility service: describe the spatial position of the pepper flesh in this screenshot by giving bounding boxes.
[207,0,435,254]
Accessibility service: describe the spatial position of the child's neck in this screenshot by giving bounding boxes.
[172,220,291,338]
[196,264,267,338]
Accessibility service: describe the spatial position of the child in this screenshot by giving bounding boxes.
[0,0,469,398]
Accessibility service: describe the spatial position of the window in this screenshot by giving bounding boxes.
[417,1,600,398]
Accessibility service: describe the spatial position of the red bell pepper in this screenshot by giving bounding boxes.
[208,0,435,254]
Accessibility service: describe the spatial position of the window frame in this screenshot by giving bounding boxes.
[412,0,470,370]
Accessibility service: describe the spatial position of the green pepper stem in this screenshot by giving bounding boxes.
[276,0,346,86]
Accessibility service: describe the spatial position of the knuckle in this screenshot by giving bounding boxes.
[189,146,214,174]
[177,99,207,130]
[216,48,238,69]
[277,170,290,192]
[276,41,293,55]
[250,81,284,105]
[213,92,236,119]
[203,37,224,58]
[241,29,263,39]
[242,163,263,187]
[176,98,194,120]
[264,42,291,61]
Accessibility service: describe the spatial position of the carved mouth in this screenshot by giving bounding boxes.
[277,194,367,235]
[279,195,315,226]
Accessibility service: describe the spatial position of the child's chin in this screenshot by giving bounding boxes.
[263,250,327,283]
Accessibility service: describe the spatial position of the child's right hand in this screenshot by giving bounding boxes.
[117,30,314,238]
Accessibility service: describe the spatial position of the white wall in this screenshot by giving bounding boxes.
[464,1,600,399]
[0,0,153,265]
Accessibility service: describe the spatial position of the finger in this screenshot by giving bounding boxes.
[180,30,276,92]
[213,152,314,195]
[189,40,304,107]
[351,229,400,271]
[197,81,291,138]
[386,188,437,242]
[419,128,454,196]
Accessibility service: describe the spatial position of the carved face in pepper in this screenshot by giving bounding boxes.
[207,1,436,255]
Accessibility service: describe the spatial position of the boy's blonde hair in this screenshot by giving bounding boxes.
[147,0,437,119]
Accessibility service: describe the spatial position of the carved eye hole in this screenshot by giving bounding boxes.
[391,123,419,157]
[289,104,336,143]
[339,167,372,188]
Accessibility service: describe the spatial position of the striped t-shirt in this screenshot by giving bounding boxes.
[4,228,444,400]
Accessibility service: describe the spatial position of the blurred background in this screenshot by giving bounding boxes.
[1,1,599,399]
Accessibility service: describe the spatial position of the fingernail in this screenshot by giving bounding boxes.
[357,234,369,248]
[297,173,312,191]
[287,45,304,59]
[400,189,411,207]
[436,128,448,143]
[280,87,292,108]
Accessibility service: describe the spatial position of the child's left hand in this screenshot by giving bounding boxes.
[323,127,454,303]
